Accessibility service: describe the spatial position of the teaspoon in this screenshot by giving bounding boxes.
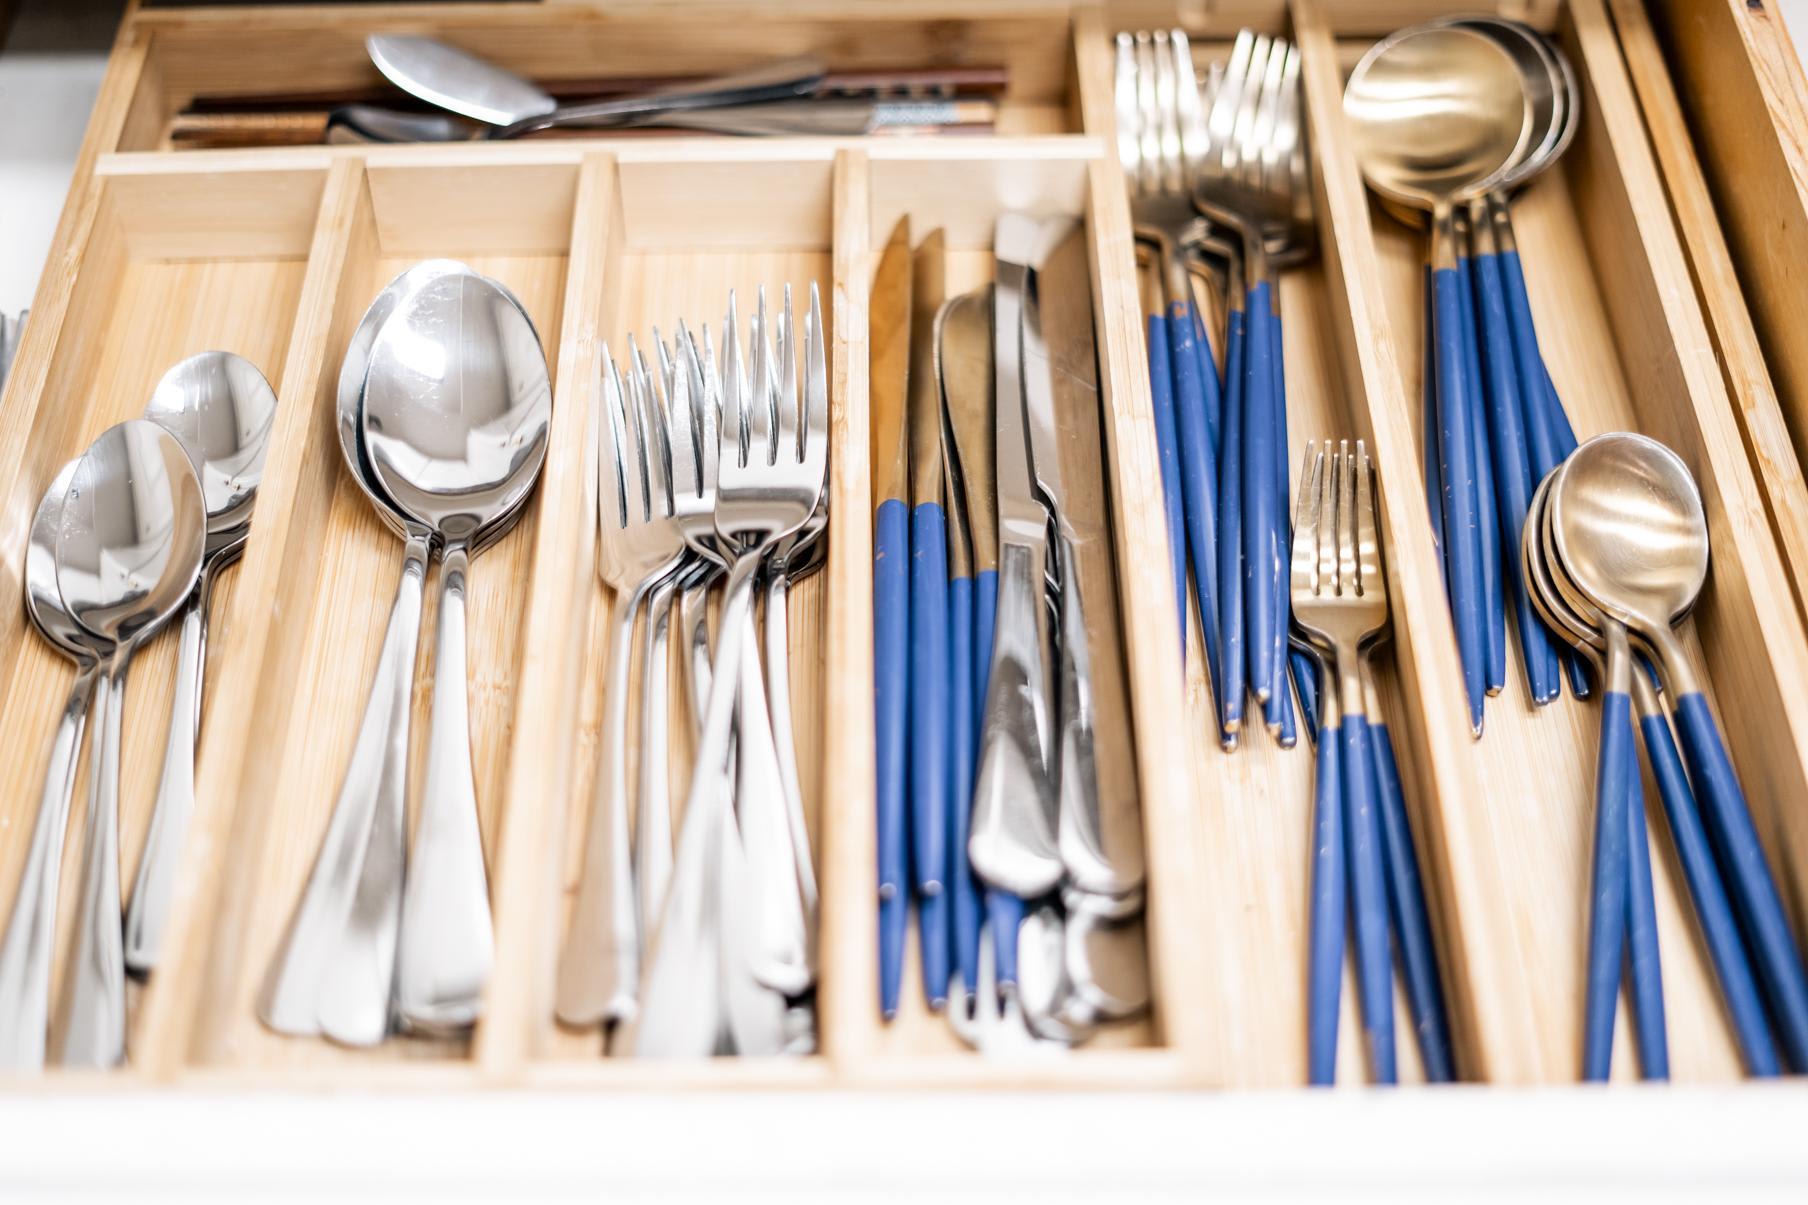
[0,461,109,1070]
[52,420,205,1067]
[364,268,551,1033]
[126,350,276,975]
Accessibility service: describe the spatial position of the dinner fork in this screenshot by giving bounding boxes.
[554,341,685,1029]
[1291,440,1394,1083]
[635,284,827,1056]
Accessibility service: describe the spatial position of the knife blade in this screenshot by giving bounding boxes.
[870,217,912,1021]
[969,213,1062,900]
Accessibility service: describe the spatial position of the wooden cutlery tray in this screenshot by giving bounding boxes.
[3,0,1808,1092]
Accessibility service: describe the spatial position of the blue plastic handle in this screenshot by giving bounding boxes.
[1583,687,1632,1081]
[909,503,950,1008]
[988,890,1023,991]
[1342,712,1397,1084]
[1622,725,1669,1080]
[875,498,910,1020]
[1432,266,1487,734]
[1243,282,1279,712]
[1371,718,1454,1082]
[1145,314,1188,655]
[1472,250,1559,705]
[1291,648,1320,746]
[909,503,949,900]
[947,573,982,1000]
[1672,692,1808,1070]
[1193,304,1222,460]
[1457,256,1506,700]
[1217,306,1247,743]
[1422,266,1446,581]
[1266,309,1295,742]
[1168,302,1224,715]
[1637,706,1778,1075]
[1499,250,1559,478]
[1306,687,1344,1086]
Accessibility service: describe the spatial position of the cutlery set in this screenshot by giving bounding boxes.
[260,261,551,1046]
[1524,433,1808,1079]
[0,351,277,1070]
[1346,16,1586,731]
[557,285,828,1058]
[872,213,1149,1049]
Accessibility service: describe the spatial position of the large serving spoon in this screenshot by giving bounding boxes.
[364,268,551,1034]
[52,420,205,1067]
[1549,432,1808,1068]
[125,351,277,976]
[365,35,823,139]
[0,461,109,1070]
[1345,25,1530,736]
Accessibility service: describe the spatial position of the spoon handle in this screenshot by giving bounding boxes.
[395,541,494,1034]
[0,664,98,1070]
[1622,719,1669,1080]
[1456,241,1505,700]
[259,532,427,1046]
[1671,690,1808,1070]
[1143,297,1188,659]
[1582,644,1632,1082]
[53,655,128,1068]
[124,590,204,976]
[1632,675,1778,1075]
[1265,308,1294,745]
[1431,211,1487,735]
[1169,291,1224,729]
[1305,654,1344,1086]
[1241,277,1279,713]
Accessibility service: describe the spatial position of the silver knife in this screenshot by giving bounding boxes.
[970,213,1063,899]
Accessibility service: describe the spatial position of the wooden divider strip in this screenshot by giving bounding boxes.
[817,148,876,1069]
[1293,0,1538,1082]
[1069,5,1213,1071]
[474,153,622,1079]
[133,158,373,1078]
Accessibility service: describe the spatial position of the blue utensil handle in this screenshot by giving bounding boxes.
[909,503,949,898]
[1499,248,1559,478]
[1672,692,1808,1070]
[1622,727,1669,1081]
[875,499,910,1019]
[1168,302,1224,715]
[1291,648,1320,747]
[1371,718,1454,1082]
[1145,314,1188,655]
[1583,688,1633,1081]
[1193,304,1221,459]
[947,573,982,998]
[1472,250,1558,705]
[972,568,997,742]
[1421,266,1446,579]
[1341,712,1397,1084]
[987,890,1023,990]
[1457,255,1506,699]
[917,892,950,1012]
[1432,265,1487,734]
[1217,307,1247,743]
[1267,309,1293,739]
[1637,706,1779,1075]
[1306,686,1344,1086]
[1242,282,1279,709]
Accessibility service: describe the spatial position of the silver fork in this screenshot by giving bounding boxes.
[634,284,828,1057]
[554,342,686,1029]
[1290,440,1396,1082]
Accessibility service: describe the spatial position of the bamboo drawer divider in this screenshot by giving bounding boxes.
[0,0,1805,1096]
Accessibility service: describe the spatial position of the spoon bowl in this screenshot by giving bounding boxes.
[26,460,105,660]
[145,350,278,539]
[1344,25,1531,213]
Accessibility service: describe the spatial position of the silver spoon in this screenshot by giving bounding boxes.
[52,420,205,1066]
[125,351,276,976]
[0,461,109,1070]
[365,269,551,1033]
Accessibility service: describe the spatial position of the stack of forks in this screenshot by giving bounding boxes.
[1117,28,1316,752]
[557,286,827,1058]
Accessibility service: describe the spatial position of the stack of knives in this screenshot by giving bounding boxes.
[873,212,1149,1044]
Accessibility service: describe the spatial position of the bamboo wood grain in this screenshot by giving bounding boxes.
[1604,0,1808,628]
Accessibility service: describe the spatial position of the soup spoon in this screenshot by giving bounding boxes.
[1345,25,1530,735]
[1549,432,1808,1068]
[364,268,551,1033]
[0,461,108,1070]
[126,350,277,975]
[52,420,205,1066]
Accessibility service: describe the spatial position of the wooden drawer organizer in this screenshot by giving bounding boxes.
[2,0,1807,1091]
